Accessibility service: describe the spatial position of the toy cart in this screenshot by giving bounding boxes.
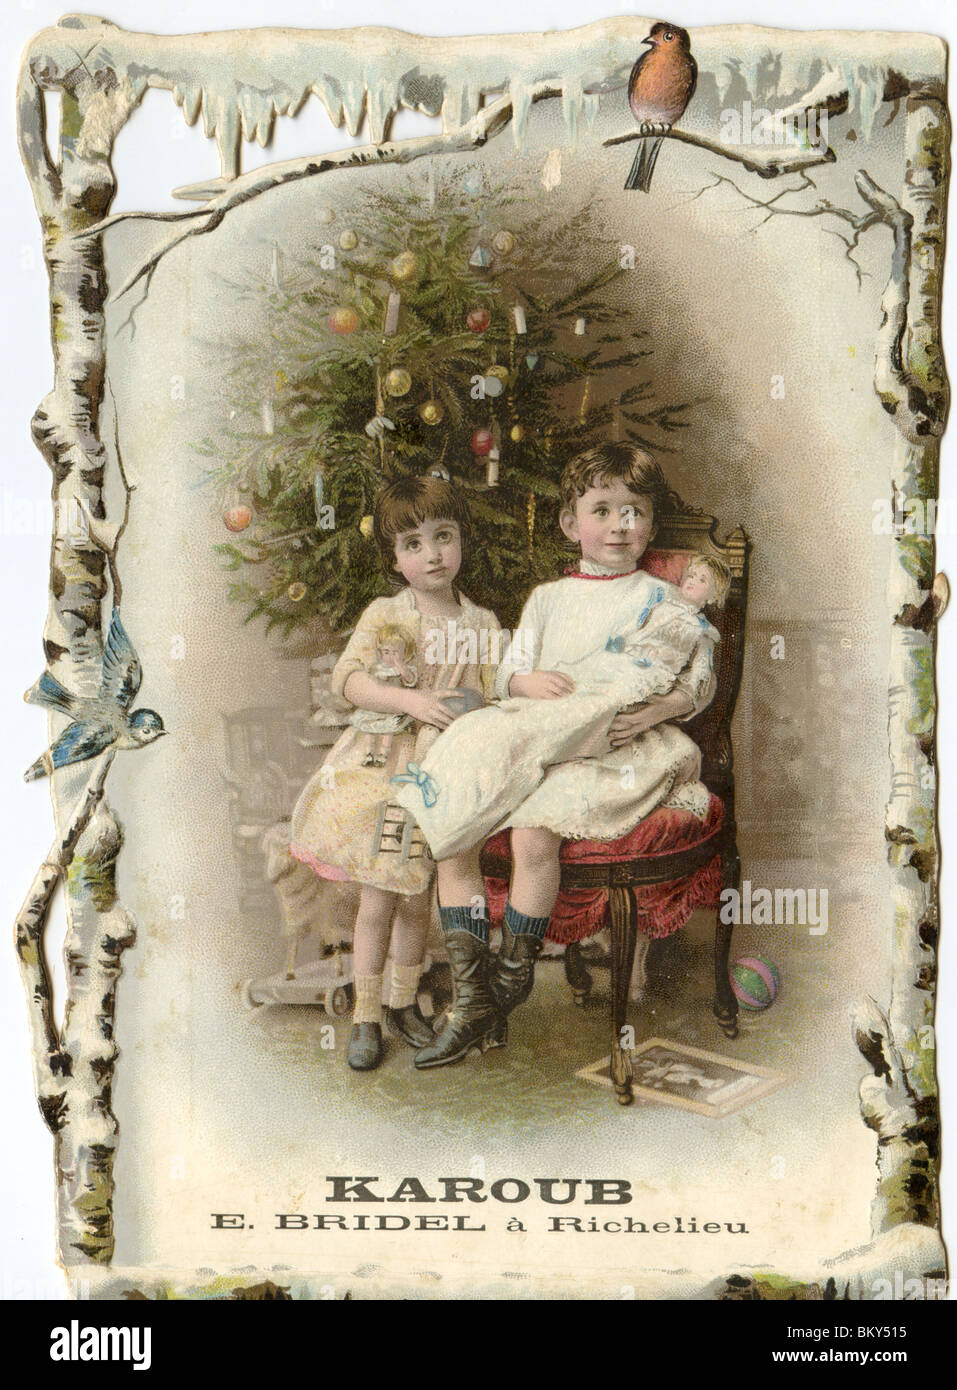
[242,949,354,1015]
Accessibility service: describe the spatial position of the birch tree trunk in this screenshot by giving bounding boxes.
[855,95,949,1237]
[16,27,137,1264]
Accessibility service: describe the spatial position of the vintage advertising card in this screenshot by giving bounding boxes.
[4,0,954,1304]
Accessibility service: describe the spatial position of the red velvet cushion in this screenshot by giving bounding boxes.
[484,794,724,866]
[483,797,725,944]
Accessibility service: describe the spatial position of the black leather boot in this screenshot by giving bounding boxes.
[347,1022,383,1070]
[414,932,505,1069]
[489,923,544,1017]
[386,1002,434,1048]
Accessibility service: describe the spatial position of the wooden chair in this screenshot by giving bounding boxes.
[480,513,750,1105]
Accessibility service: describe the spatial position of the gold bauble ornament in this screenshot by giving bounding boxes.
[418,399,445,425]
[509,423,526,443]
[493,229,516,255]
[485,365,510,386]
[338,229,359,250]
[385,367,412,397]
[391,251,418,281]
[287,582,307,602]
[359,515,375,539]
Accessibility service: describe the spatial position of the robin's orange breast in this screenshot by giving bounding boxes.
[629,50,696,124]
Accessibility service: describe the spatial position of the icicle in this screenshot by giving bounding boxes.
[443,83,481,132]
[342,81,366,138]
[513,304,527,335]
[486,447,500,488]
[562,78,584,152]
[269,243,282,290]
[511,80,533,150]
[842,63,858,122]
[574,318,586,335]
[261,400,275,436]
[582,92,601,133]
[859,67,884,142]
[541,148,562,191]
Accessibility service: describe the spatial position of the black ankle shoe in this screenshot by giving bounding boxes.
[414,932,505,1070]
[347,1022,383,1070]
[386,1002,434,1048]
[489,924,544,1017]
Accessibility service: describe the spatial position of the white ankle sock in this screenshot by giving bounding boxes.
[389,961,421,1010]
[353,974,383,1024]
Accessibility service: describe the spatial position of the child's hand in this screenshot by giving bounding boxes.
[509,670,576,699]
[404,689,458,728]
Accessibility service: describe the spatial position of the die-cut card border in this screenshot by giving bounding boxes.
[14,13,949,1299]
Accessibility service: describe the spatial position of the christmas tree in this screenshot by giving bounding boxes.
[199,167,691,634]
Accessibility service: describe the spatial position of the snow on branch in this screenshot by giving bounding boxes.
[24,16,946,178]
[604,126,836,178]
[698,165,942,442]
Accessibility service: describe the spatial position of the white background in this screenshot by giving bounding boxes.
[0,0,953,1298]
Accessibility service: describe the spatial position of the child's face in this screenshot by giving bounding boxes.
[378,643,401,666]
[560,480,656,571]
[393,517,463,592]
[680,563,717,607]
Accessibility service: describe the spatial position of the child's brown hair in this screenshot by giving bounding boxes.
[559,442,676,524]
[372,474,473,586]
[685,552,732,607]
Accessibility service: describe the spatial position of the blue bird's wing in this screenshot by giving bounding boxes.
[24,720,112,782]
[24,669,78,717]
[99,608,142,710]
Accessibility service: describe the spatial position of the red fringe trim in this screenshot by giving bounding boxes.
[485,854,723,945]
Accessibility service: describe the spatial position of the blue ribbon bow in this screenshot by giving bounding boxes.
[392,762,439,809]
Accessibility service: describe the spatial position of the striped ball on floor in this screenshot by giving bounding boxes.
[730,956,780,1011]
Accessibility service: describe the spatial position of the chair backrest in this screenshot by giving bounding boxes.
[640,513,751,796]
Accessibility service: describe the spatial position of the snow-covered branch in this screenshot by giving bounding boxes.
[604,126,836,178]
[107,85,558,307]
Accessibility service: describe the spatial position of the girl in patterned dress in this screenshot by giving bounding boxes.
[289,476,500,1072]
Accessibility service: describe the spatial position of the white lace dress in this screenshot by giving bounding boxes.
[394,562,716,861]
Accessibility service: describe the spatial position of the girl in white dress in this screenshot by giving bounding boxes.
[396,553,729,861]
[400,444,718,1070]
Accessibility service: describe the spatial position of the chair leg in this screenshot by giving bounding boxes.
[714,847,740,1039]
[563,941,593,1005]
[608,886,639,1106]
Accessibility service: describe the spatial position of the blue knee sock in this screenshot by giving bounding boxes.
[504,901,549,941]
[439,903,489,944]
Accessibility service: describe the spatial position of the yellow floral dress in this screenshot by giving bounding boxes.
[290,587,501,896]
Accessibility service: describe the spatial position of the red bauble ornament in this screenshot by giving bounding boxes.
[467,307,491,333]
[224,505,253,532]
[329,306,359,334]
[470,428,494,456]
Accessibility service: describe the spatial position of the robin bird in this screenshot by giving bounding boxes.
[625,21,697,192]
[23,608,166,781]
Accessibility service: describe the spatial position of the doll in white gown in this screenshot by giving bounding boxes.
[395,554,729,861]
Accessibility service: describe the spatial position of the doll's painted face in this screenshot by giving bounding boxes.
[680,562,718,607]
[560,480,656,571]
[393,516,463,593]
[378,643,402,667]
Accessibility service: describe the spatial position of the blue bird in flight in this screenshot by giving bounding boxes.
[24,608,166,782]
